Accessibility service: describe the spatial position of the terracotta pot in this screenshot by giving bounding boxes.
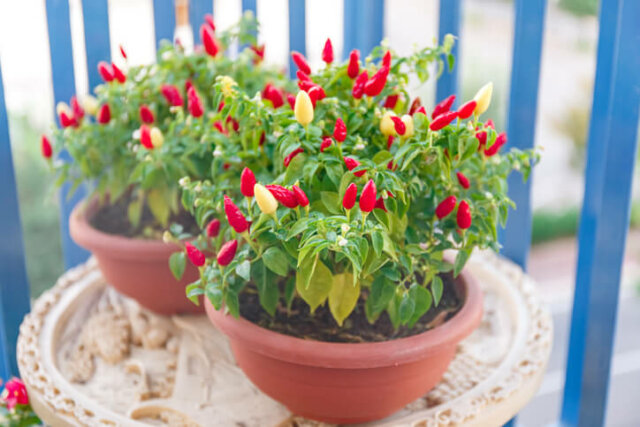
[69,200,202,315]
[205,270,483,423]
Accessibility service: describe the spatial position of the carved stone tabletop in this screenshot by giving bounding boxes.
[17,251,552,426]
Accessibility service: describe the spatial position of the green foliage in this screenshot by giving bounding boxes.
[178,37,539,329]
[558,0,599,17]
[49,14,291,236]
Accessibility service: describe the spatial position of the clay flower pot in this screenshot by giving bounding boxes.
[205,270,483,424]
[69,200,201,315]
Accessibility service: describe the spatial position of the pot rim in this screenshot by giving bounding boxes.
[69,198,183,260]
[205,269,483,369]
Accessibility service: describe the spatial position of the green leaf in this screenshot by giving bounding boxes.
[431,275,443,306]
[454,249,470,277]
[371,231,383,257]
[169,252,186,280]
[284,276,296,310]
[381,232,398,261]
[328,273,360,326]
[287,217,312,239]
[325,163,343,189]
[225,290,240,317]
[373,208,390,230]
[284,153,305,185]
[408,285,433,328]
[263,247,290,276]
[296,258,332,313]
[365,276,395,322]
[186,281,203,305]
[236,260,251,281]
[256,263,279,316]
[320,191,341,214]
[147,189,170,226]
[127,197,143,228]
[398,292,416,325]
[205,283,223,309]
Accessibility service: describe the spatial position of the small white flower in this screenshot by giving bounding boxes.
[355,143,365,150]
[161,51,173,61]
[337,236,348,247]
[132,129,141,140]
[179,177,190,187]
[132,145,139,153]
[194,184,202,192]
[144,154,153,162]
[213,147,223,157]
[382,191,389,200]
[341,224,350,233]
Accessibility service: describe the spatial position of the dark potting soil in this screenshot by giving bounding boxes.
[89,194,200,238]
[239,272,462,343]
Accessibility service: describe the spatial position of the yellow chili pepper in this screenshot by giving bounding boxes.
[254,183,278,215]
[150,127,164,147]
[294,91,314,126]
[380,111,396,137]
[401,114,414,138]
[473,82,493,116]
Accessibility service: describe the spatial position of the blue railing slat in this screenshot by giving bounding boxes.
[500,0,547,271]
[153,0,176,48]
[242,0,257,16]
[190,0,213,44]
[46,0,91,269]
[342,0,384,60]
[561,0,640,425]
[288,0,306,78]
[81,0,111,91]
[436,0,461,103]
[0,63,32,379]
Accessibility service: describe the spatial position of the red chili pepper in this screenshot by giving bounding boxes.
[283,147,304,167]
[139,105,154,124]
[187,87,204,118]
[111,63,126,83]
[224,195,249,233]
[457,100,477,120]
[364,66,389,97]
[119,44,127,59]
[387,135,395,150]
[204,14,216,31]
[291,51,311,75]
[374,196,387,212]
[41,135,53,159]
[415,106,427,115]
[217,240,238,267]
[456,171,470,189]
[161,84,184,107]
[185,242,206,267]
[185,79,194,93]
[241,167,256,197]
[206,218,221,238]
[223,163,231,170]
[266,185,299,208]
[484,132,507,156]
[359,179,377,213]
[70,96,84,121]
[59,111,76,128]
[333,118,347,142]
[286,93,296,109]
[429,111,458,131]
[352,70,369,99]
[347,49,360,79]
[226,116,239,132]
[140,125,153,149]
[387,160,396,171]
[322,38,334,64]
[342,183,357,210]
[251,44,265,61]
[307,86,322,107]
[320,137,332,152]
[435,195,457,219]
[213,121,227,134]
[391,116,406,135]
[292,185,309,207]
[298,79,315,92]
[457,200,472,229]
[260,131,266,146]
[97,61,113,82]
[384,94,399,109]
[486,119,495,129]
[381,51,391,68]
[263,84,284,108]
[97,104,111,124]
[297,70,312,82]
[200,24,219,57]
[432,95,456,119]
[476,130,487,147]
[409,97,422,115]
[344,157,365,177]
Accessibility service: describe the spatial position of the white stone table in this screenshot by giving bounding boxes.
[17,251,552,426]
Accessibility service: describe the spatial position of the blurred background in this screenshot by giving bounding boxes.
[0,0,638,425]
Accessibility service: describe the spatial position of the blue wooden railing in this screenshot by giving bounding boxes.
[1,1,639,424]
